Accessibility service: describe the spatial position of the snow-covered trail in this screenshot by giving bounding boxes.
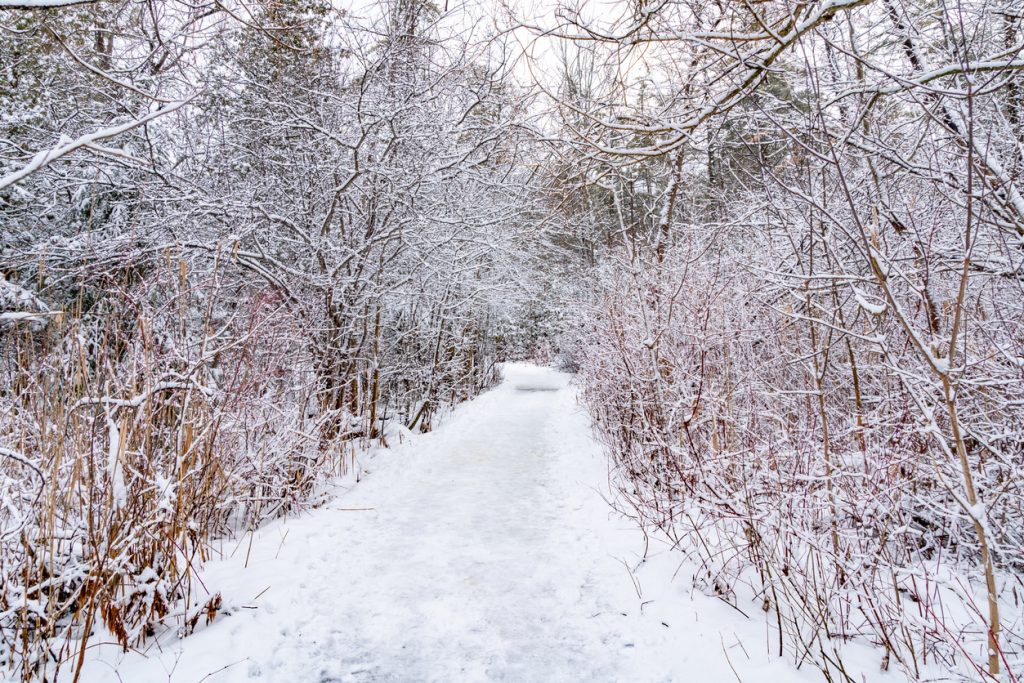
[76,364,842,683]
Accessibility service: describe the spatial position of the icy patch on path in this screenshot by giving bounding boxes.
[71,364,887,682]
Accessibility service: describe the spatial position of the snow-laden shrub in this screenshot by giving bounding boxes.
[0,232,505,681]
[0,254,318,678]
[574,233,1024,681]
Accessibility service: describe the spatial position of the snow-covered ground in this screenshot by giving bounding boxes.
[71,364,891,683]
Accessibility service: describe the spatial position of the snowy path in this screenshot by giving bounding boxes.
[77,365,845,683]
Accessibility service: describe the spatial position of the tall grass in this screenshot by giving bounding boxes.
[0,251,497,681]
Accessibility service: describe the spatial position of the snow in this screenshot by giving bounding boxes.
[0,1,95,6]
[0,273,51,327]
[106,414,126,510]
[852,287,886,316]
[67,364,887,683]
[0,99,192,192]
